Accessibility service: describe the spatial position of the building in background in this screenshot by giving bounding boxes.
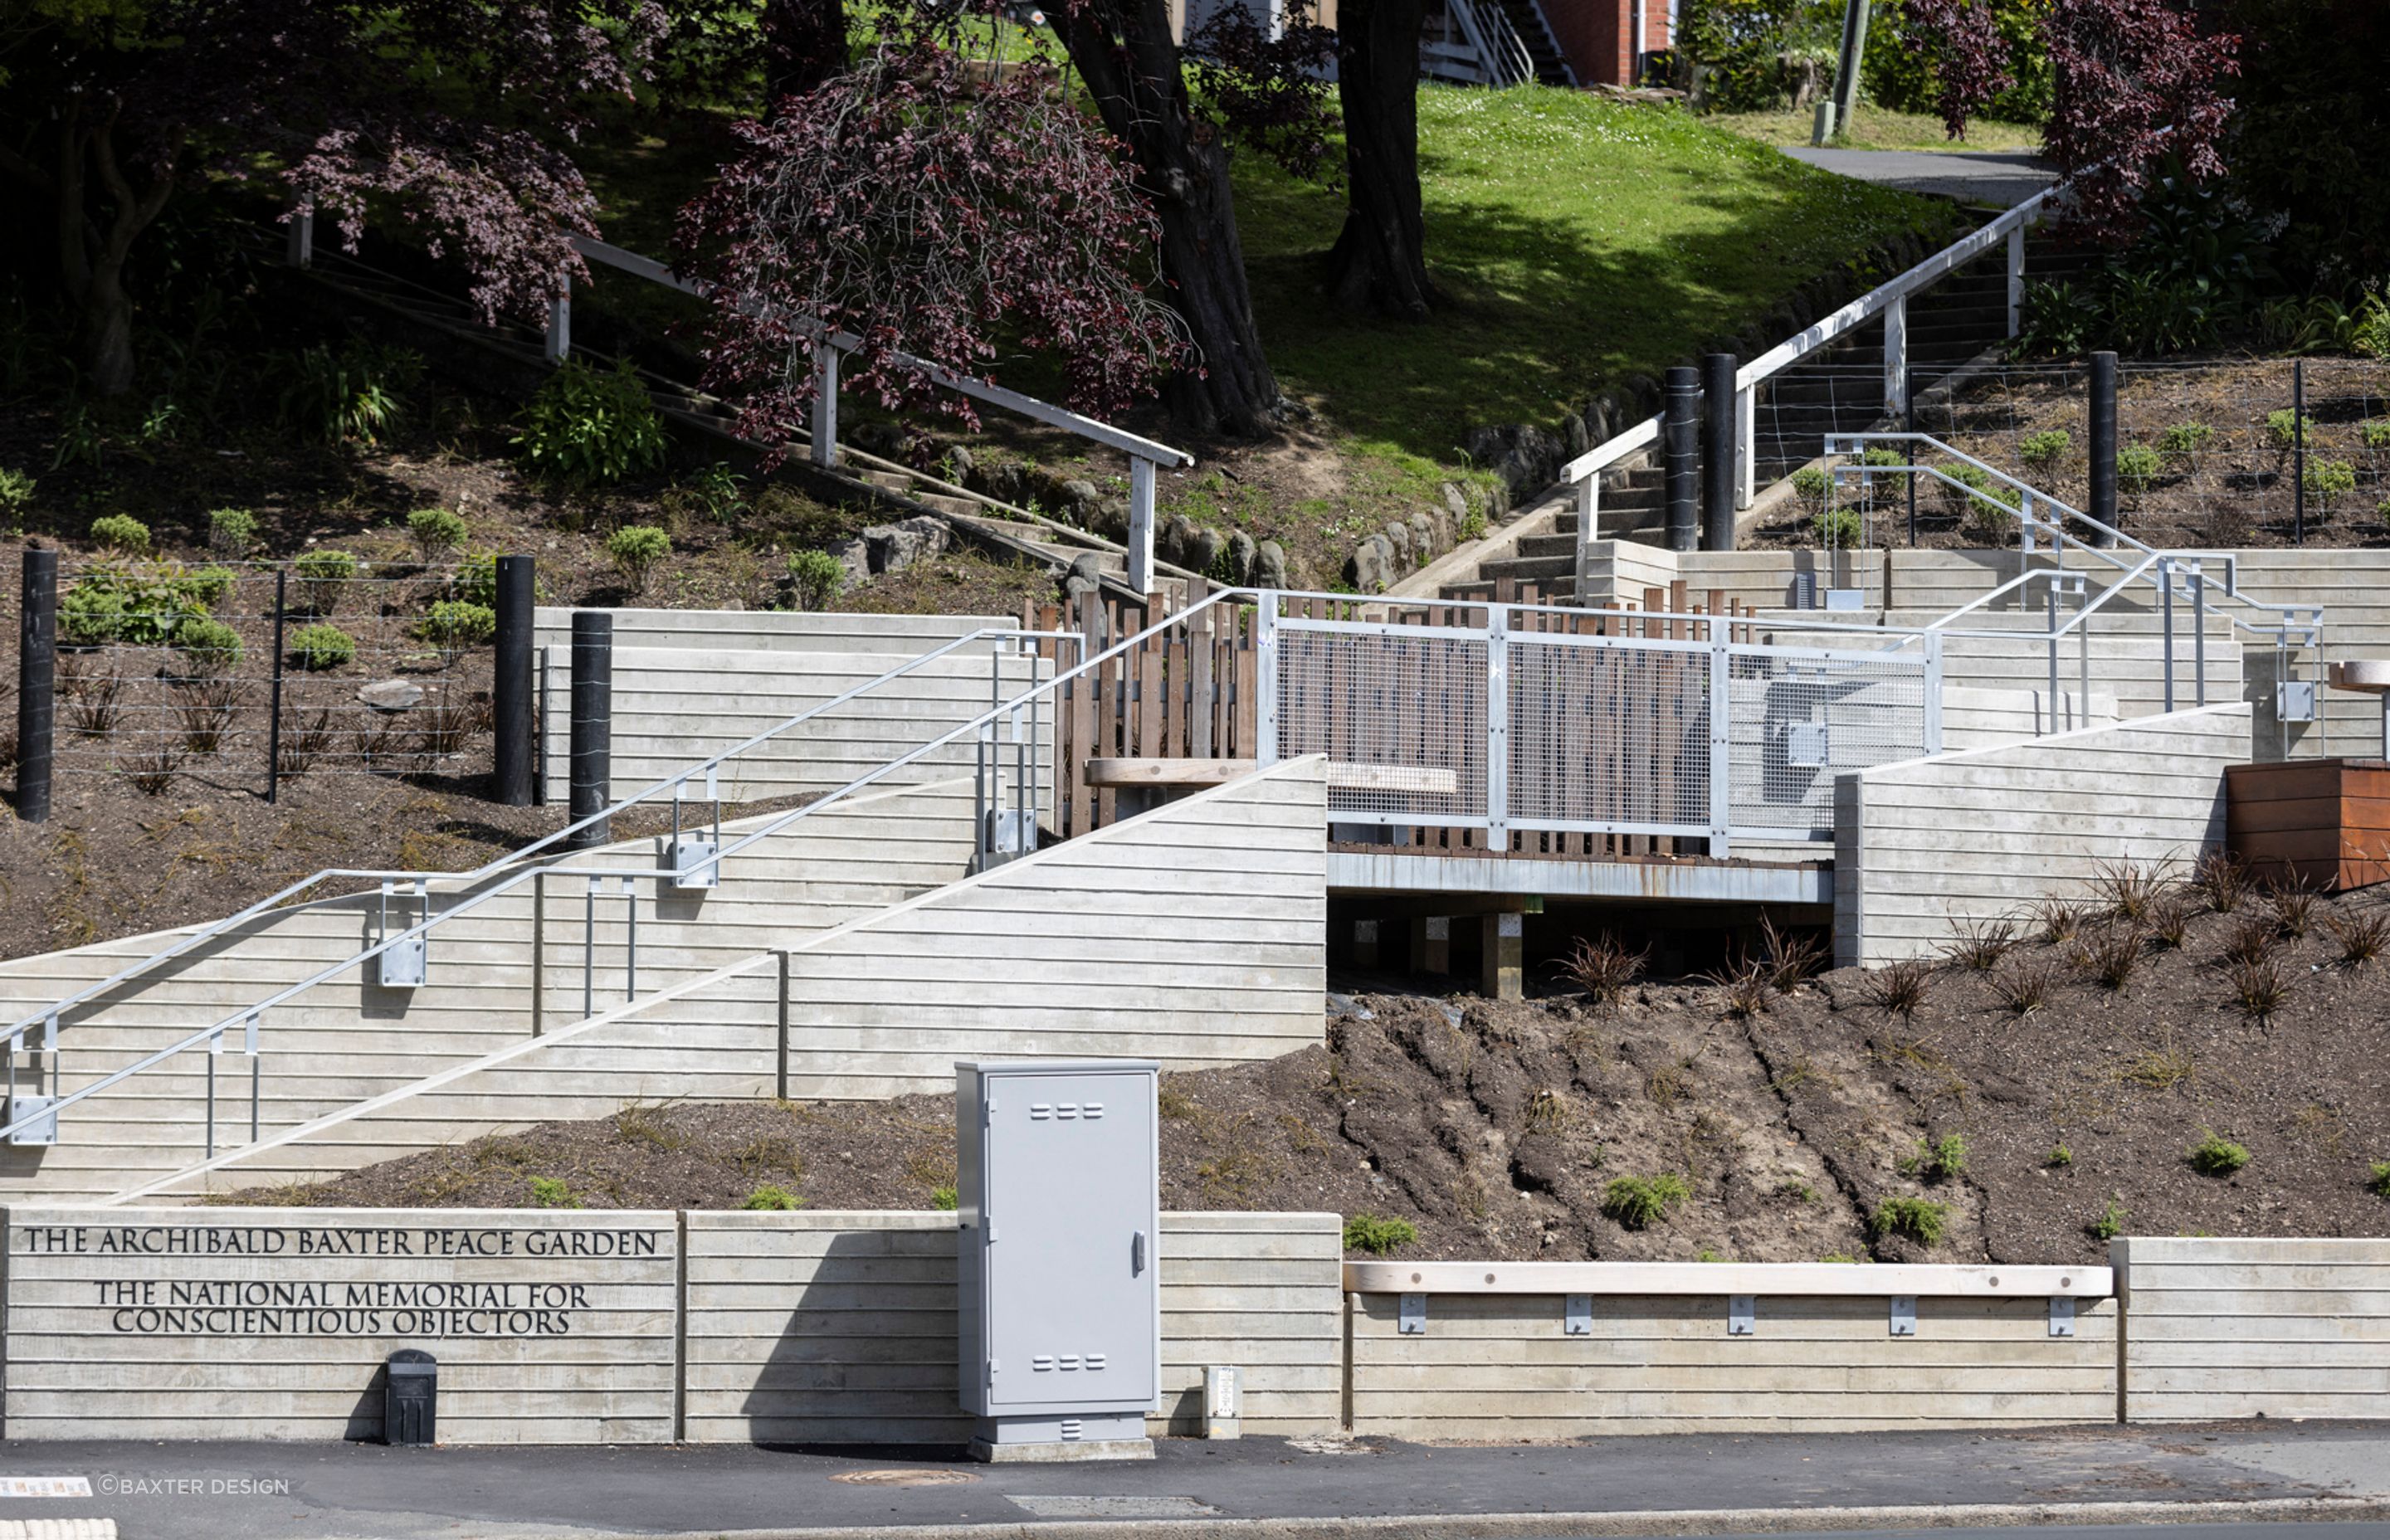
[1178,0,1668,90]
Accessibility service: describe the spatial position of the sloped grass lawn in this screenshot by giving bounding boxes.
[1709,101,2044,155]
[1234,85,1963,465]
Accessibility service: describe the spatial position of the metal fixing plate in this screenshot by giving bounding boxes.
[1728,1295,1756,1336]
[1890,1296,1917,1337]
[1564,1294,1593,1336]
[2049,1296,2076,1338]
[1398,1293,1427,1335]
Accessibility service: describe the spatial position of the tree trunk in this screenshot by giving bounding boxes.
[1058,0,1283,437]
[762,0,850,103]
[1326,0,1438,317]
[79,261,136,397]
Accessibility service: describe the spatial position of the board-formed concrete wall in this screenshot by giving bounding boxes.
[1,780,978,1206]
[2117,1236,2390,1422]
[680,1210,1342,1445]
[1348,1290,2118,1437]
[147,758,1329,1203]
[1834,703,2252,967]
[1,1206,679,1443]
[531,608,1012,658]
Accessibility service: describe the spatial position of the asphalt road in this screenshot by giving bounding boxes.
[1778,147,2056,208]
[2,1422,2386,1540]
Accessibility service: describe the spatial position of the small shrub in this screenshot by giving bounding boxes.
[0,466,33,527]
[607,524,671,597]
[785,548,847,612]
[60,660,123,734]
[451,550,500,608]
[2031,895,2085,944]
[1872,1196,1949,1248]
[58,563,223,646]
[1457,510,1487,542]
[173,616,242,671]
[123,742,179,796]
[1859,957,1931,1021]
[2048,1144,2074,1167]
[2268,879,2318,938]
[1812,504,1862,548]
[1601,1173,1690,1231]
[207,507,257,555]
[407,506,468,563]
[1561,932,1648,1010]
[2114,444,2163,501]
[741,1184,804,1211]
[287,622,356,671]
[1758,915,1824,992]
[2370,1162,2390,1200]
[527,1175,580,1208]
[2091,1194,2127,1241]
[1702,957,1772,1021]
[276,706,334,776]
[1901,1133,1968,1182]
[1789,465,1829,509]
[90,513,150,554]
[2148,899,2192,951]
[1945,917,2017,972]
[416,600,497,647]
[2221,914,2277,967]
[2266,408,2313,450]
[2093,860,2163,923]
[1989,958,2058,1016]
[2158,422,2213,459]
[932,1184,960,1211]
[2226,953,2290,1023]
[2326,909,2390,967]
[2365,420,2390,451]
[175,678,241,755]
[2303,458,2358,512]
[515,358,667,485]
[2018,428,2071,470]
[1343,1213,1418,1255]
[277,340,417,446]
[292,548,358,616]
[2188,1131,2251,1177]
[2078,924,2146,992]
[1861,447,1905,469]
[2190,850,2249,913]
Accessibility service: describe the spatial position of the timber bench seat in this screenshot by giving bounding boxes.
[1084,758,1460,796]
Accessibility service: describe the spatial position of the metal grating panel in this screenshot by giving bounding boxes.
[1275,624,1489,827]
[1724,647,1929,840]
[1507,636,1712,835]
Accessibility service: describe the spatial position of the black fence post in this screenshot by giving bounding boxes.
[1700,353,1738,552]
[15,546,56,823]
[2088,350,2119,548]
[492,556,535,807]
[565,611,612,851]
[1664,366,1700,553]
[2292,359,2306,546]
[266,568,287,803]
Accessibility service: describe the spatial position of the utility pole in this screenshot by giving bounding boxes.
[1817,0,1871,145]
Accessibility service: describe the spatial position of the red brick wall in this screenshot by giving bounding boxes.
[1540,0,1669,86]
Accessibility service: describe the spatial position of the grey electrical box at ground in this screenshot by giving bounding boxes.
[956,1059,1159,1462]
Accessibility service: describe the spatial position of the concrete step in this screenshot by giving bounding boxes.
[1477,552,1576,583]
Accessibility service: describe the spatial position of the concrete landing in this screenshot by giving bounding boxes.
[1781,147,2056,207]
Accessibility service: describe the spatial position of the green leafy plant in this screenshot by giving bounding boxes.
[515,358,667,484]
[1789,465,1829,509]
[51,404,105,470]
[407,507,468,563]
[2114,444,2163,501]
[2157,422,2213,459]
[1343,1213,1418,1255]
[607,524,671,597]
[2304,459,2357,512]
[287,622,357,671]
[0,466,34,528]
[207,507,256,555]
[681,462,749,524]
[2370,1162,2390,1201]
[931,1184,960,1211]
[57,563,223,646]
[1872,1196,1949,1248]
[2048,1143,2074,1167]
[1601,1172,1690,1231]
[451,551,500,608]
[90,514,150,554]
[1901,1133,1968,1182]
[785,548,847,612]
[741,1184,804,1211]
[277,340,417,446]
[2266,408,2313,450]
[1861,446,1905,469]
[2091,1194,2127,1241]
[1812,504,1862,548]
[2018,428,2072,470]
[292,549,358,616]
[416,600,497,647]
[527,1175,581,1209]
[1456,510,1487,542]
[2188,1130,2251,1177]
[173,616,242,671]
[2364,420,2390,451]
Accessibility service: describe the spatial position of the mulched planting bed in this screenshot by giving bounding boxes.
[240,873,2390,1265]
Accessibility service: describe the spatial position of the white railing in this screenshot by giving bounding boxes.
[1563,188,2051,577]
[1444,0,1535,86]
[281,215,1193,595]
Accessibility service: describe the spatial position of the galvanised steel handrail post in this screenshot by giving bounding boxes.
[1485,604,1510,847]
[2160,555,2176,713]
[1707,626,1732,857]
[1255,595,1280,768]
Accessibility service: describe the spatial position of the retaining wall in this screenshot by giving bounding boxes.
[2117,1236,2390,1422]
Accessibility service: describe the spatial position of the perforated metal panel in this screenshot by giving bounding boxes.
[1274,621,1489,828]
[1507,635,1712,835]
[1724,646,1931,839]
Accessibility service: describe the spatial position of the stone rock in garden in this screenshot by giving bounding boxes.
[1565,414,1590,457]
[1442,482,1469,523]
[1186,525,1227,578]
[851,421,910,456]
[823,537,871,584]
[1255,539,1289,590]
[1464,424,1563,504]
[1069,553,1107,590]
[1089,497,1129,543]
[1346,536,1391,594]
[1060,478,1101,518]
[862,514,949,575]
[1163,514,1197,567]
[940,445,974,484]
[1227,530,1257,586]
[358,680,423,713]
[1383,520,1412,569]
[1409,511,1436,561]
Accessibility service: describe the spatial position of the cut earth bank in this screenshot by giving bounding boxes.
[243,880,2390,1266]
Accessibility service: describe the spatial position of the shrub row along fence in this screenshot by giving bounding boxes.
[11,548,524,809]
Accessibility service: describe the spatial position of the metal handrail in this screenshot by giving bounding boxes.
[0,625,1055,1123]
[0,592,1250,1149]
[1444,0,1534,86]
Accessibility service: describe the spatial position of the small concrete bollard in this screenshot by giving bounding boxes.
[1203,1365,1241,1440]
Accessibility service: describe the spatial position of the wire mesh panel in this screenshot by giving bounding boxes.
[1507,634,1713,836]
[1274,620,1489,827]
[1724,646,1931,840]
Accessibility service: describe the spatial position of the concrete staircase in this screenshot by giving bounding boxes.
[1492,0,1574,85]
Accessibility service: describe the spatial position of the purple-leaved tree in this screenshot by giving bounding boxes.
[0,0,668,396]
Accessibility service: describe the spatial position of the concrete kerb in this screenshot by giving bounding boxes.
[500,1496,2390,1540]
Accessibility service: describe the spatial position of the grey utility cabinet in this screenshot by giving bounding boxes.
[956,1060,1159,1460]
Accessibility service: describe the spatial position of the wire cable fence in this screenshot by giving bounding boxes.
[46,557,500,797]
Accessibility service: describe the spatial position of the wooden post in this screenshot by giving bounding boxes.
[809,344,840,469]
[1480,912,1524,1001]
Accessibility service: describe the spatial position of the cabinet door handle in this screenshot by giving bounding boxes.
[1131,1229,1146,1274]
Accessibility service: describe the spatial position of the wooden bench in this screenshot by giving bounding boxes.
[1083,758,1459,797]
